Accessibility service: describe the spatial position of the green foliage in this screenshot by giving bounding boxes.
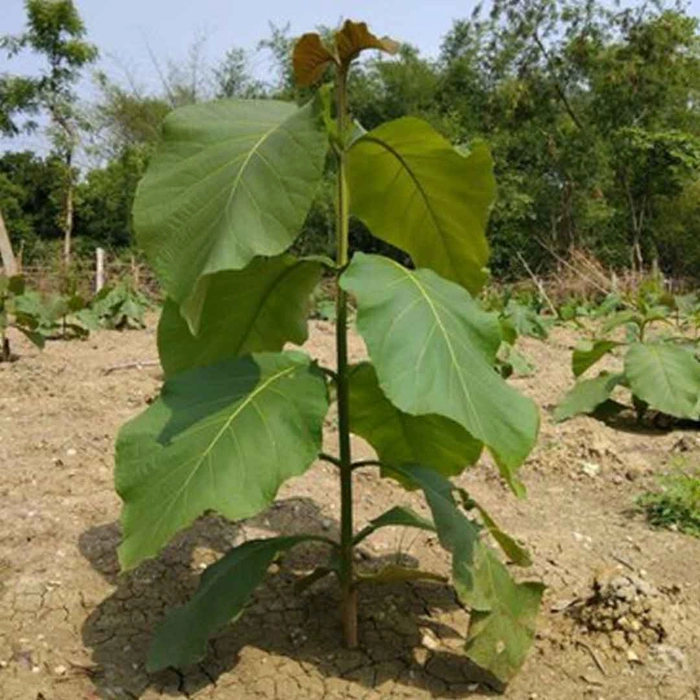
[556,290,700,422]
[115,20,541,687]
[116,351,329,569]
[637,464,700,538]
[132,97,328,326]
[341,253,538,490]
[5,2,700,283]
[157,255,322,377]
[0,273,44,358]
[347,118,495,295]
[0,273,101,360]
[90,280,151,330]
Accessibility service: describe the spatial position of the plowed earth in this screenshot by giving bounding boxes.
[0,320,698,700]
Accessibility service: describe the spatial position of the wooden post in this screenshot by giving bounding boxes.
[0,209,18,277]
[96,247,106,292]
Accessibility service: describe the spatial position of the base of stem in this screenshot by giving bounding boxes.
[342,586,358,648]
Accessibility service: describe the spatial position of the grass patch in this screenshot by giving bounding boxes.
[637,462,700,538]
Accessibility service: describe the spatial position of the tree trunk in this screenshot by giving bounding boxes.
[0,209,18,277]
[63,149,74,268]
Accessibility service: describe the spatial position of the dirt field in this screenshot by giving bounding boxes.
[0,318,698,700]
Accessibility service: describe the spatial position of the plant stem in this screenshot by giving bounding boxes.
[334,64,358,648]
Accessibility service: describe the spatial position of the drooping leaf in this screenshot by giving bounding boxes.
[148,536,317,671]
[347,120,496,295]
[554,371,626,422]
[348,362,483,480]
[334,20,399,65]
[457,490,531,567]
[158,255,323,377]
[341,254,539,492]
[356,565,446,585]
[572,340,620,377]
[132,98,328,328]
[116,351,329,569]
[463,546,544,688]
[353,505,436,545]
[624,343,700,419]
[293,33,337,86]
[388,465,483,602]
[360,464,544,687]
[14,325,45,349]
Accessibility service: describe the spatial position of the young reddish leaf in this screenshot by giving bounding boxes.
[292,33,338,86]
[334,20,399,65]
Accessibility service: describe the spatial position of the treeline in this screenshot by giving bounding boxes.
[2,0,700,281]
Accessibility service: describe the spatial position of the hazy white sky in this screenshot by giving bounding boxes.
[1,1,476,91]
[3,0,700,154]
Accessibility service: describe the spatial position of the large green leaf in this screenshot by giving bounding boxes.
[391,465,542,687]
[625,343,700,419]
[158,255,323,377]
[340,254,539,492]
[347,118,495,295]
[116,351,328,570]
[349,362,483,479]
[572,340,620,377]
[148,536,315,671]
[389,466,482,601]
[464,546,544,688]
[554,371,625,422]
[133,98,328,327]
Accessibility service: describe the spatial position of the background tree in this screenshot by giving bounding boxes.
[1,0,97,266]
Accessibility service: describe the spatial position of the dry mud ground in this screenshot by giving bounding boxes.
[0,320,699,700]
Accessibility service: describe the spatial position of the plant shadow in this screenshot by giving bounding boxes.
[79,498,498,699]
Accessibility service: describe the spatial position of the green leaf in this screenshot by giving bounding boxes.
[340,254,539,493]
[349,362,482,480]
[463,547,544,688]
[356,565,446,585]
[347,118,495,295]
[378,466,542,687]
[624,343,700,419]
[572,340,620,377]
[353,505,436,545]
[503,302,548,340]
[133,98,328,328]
[457,491,531,567]
[601,310,640,335]
[148,536,315,671]
[115,351,329,570]
[388,465,482,601]
[554,371,625,422]
[497,344,536,378]
[14,325,45,349]
[158,255,323,377]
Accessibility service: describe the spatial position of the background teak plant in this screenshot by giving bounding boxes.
[555,286,700,424]
[115,20,543,689]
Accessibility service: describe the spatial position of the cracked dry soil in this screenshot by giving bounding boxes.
[0,319,699,700]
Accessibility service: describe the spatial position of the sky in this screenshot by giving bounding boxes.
[3,0,700,155]
[1,0,483,154]
[1,0,475,99]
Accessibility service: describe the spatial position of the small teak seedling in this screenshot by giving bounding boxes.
[115,20,542,689]
[556,290,700,423]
